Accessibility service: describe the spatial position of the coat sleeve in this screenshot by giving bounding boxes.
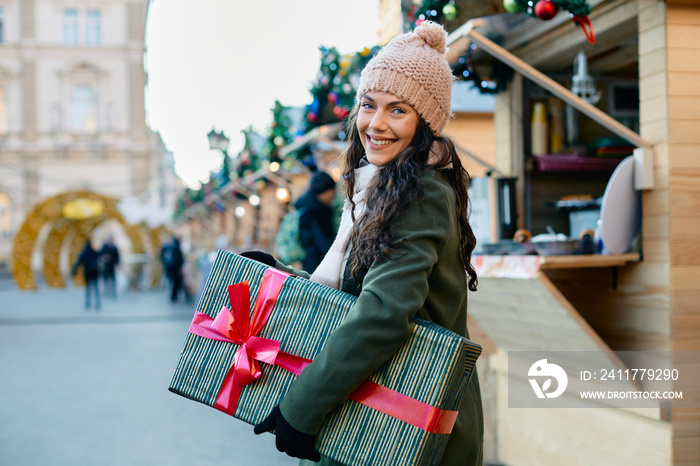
[273,259,311,279]
[279,177,451,434]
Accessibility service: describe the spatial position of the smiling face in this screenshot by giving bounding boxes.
[356,91,420,166]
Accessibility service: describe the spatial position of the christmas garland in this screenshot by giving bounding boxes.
[264,100,296,164]
[284,44,380,163]
[452,47,515,95]
[504,0,594,44]
[409,0,461,27]
[504,0,590,17]
[305,45,379,130]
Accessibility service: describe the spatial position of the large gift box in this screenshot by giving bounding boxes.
[169,251,481,466]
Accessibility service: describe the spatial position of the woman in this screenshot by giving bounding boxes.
[250,21,483,465]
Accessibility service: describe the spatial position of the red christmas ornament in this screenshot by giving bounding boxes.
[333,106,350,119]
[534,0,558,20]
[307,112,317,122]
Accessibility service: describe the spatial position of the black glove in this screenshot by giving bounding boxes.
[239,250,276,267]
[253,405,321,462]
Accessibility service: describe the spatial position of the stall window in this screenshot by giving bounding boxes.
[71,84,98,133]
[0,192,11,238]
[85,10,101,46]
[609,82,640,133]
[63,10,78,46]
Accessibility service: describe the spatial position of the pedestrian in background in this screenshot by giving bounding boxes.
[100,236,120,299]
[295,171,337,272]
[167,236,186,302]
[71,237,102,311]
[160,238,174,288]
[250,22,483,465]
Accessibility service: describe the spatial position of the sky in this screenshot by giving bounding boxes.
[144,0,381,188]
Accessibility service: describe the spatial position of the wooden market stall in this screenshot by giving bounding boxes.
[443,1,700,464]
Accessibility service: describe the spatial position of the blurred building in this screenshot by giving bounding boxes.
[0,0,178,275]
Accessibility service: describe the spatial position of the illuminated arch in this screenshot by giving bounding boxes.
[148,225,170,288]
[42,218,72,288]
[11,190,147,290]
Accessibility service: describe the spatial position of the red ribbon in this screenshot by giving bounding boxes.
[188,267,459,434]
[349,380,459,434]
[574,15,595,45]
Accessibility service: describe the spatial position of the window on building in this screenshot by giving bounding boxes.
[72,85,98,133]
[0,88,7,135]
[63,10,78,46]
[86,10,101,46]
[0,192,11,238]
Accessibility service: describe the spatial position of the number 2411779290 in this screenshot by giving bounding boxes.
[596,368,679,381]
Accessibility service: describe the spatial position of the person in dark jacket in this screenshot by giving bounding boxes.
[168,236,186,302]
[295,171,337,272]
[72,237,102,310]
[160,239,174,287]
[100,236,120,299]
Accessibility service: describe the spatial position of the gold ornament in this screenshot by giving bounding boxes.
[62,198,104,220]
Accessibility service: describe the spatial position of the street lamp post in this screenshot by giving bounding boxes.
[207,128,232,243]
[207,128,231,185]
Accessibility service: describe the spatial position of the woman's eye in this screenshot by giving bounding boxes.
[361,102,374,110]
[392,107,406,114]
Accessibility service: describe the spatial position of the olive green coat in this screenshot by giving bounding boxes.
[276,169,484,466]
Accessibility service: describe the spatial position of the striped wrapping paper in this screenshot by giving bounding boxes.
[169,250,481,466]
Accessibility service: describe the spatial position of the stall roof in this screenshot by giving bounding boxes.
[279,123,345,157]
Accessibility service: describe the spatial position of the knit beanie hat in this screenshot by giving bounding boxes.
[310,171,336,194]
[357,21,453,136]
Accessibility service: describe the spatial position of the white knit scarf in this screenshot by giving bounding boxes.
[310,163,379,290]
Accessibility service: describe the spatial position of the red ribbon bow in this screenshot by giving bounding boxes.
[189,268,309,415]
[211,281,280,413]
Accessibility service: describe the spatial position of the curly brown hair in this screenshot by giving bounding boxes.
[341,105,478,292]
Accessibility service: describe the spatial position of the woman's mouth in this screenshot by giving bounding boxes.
[368,136,395,146]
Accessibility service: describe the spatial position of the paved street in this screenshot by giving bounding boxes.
[0,280,296,466]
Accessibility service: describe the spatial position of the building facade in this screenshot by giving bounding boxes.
[0,0,177,274]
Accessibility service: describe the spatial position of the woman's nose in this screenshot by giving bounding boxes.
[369,110,388,131]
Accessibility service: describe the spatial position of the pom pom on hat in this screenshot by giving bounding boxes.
[357,21,453,136]
[415,21,447,55]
